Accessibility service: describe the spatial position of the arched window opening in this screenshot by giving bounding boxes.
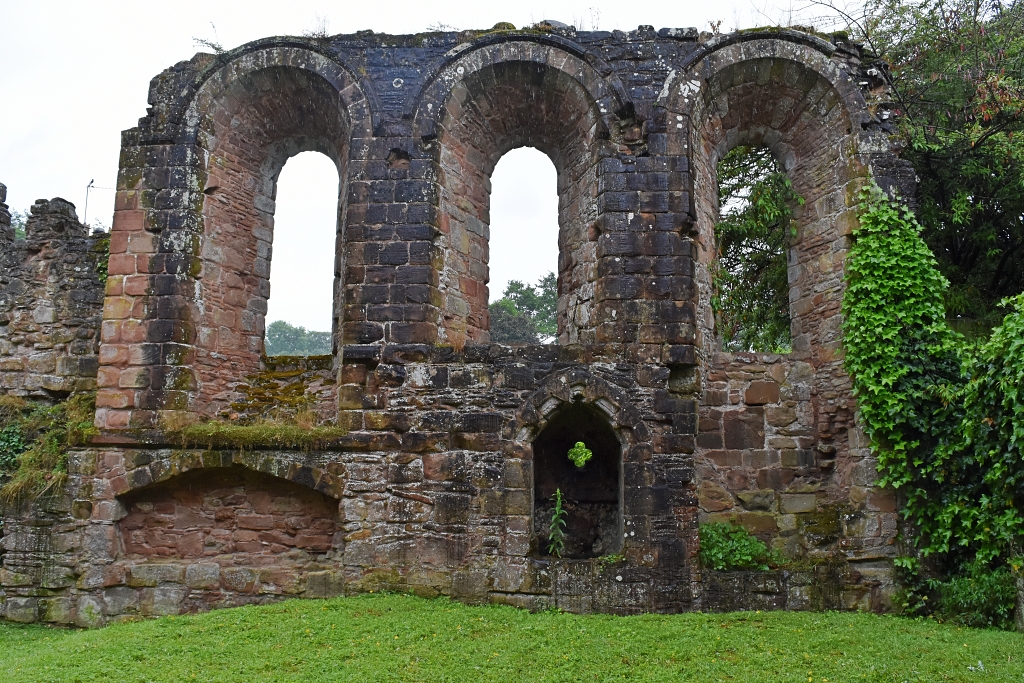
[532,402,621,560]
[713,145,798,353]
[487,147,559,344]
[264,152,340,356]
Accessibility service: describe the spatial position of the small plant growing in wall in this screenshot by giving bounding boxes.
[547,488,567,558]
[567,441,592,468]
[699,522,776,571]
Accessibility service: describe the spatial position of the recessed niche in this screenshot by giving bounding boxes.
[532,401,621,559]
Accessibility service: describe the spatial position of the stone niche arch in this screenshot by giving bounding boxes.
[532,401,622,559]
[98,46,374,429]
[663,36,871,364]
[515,370,648,561]
[418,42,627,345]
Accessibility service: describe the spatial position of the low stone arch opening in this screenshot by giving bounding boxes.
[117,466,341,563]
[531,400,622,559]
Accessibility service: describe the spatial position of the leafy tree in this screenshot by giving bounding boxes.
[713,146,800,353]
[264,320,331,356]
[488,272,557,343]
[10,210,27,240]
[828,0,1024,334]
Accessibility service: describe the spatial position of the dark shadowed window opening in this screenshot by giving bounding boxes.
[532,401,621,559]
[487,147,559,344]
[714,145,799,353]
[264,152,339,356]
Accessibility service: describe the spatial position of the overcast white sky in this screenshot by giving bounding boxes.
[0,0,829,331]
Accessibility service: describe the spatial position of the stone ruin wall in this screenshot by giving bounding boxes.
[0,185,106,399]
[1,24,917,626]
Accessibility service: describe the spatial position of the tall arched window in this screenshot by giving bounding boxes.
[264,152,340,356]
[487,147,559,344]
[713,145,796,353]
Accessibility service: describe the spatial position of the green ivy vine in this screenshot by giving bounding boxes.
[843,184,1024,568]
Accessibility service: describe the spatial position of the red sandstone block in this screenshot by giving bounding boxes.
[124,275,151,296]
[109,230,129,255]
[96,388,134,410]
[744,381,781,405]
[112,209,144,233]
[118,367,150,389]
[105,275,124,296]
[108,254,138,277]
[99,344,129,366]
[96,366,121,388]
[237,514,274,530]
[128,232,158,254]
[101,320,122,344]
[103,296,135,320]
[121,320,147,344]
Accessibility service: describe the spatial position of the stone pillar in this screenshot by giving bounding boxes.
[0,182,12,242]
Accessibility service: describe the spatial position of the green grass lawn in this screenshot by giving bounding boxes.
[1,593,1022,682]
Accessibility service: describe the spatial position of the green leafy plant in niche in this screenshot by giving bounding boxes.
[567,441,592,468]
[0,393,97,503]
[547,488,567,558]
[699,522,776,571]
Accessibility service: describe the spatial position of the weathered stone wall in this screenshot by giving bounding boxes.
[1,24,913,625]
[0,193,105,399]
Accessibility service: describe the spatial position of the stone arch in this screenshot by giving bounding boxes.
[98,47,374,430]
[661,35,874,366]
[114,449,344,500]
[186,49,370,415]
[514,369,649,558]
[415,41,632,345]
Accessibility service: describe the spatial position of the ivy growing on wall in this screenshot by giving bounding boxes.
[843,184,1024,569]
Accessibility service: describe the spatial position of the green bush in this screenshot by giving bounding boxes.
[699,522,775,571]
[0,393,97,503]
[931,561,1018,630]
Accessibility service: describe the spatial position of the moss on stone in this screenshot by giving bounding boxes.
[175,422,348,451]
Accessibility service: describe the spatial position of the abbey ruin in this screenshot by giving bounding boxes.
[0,22,916,626]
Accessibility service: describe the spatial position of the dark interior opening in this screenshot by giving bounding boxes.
[532,401,621,559]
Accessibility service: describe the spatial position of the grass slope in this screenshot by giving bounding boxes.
[1,593,1022,682]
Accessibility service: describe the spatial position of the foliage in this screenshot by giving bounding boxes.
[10,209,27,240]
[698,522,775,571]
[487,298,538,343]
[8,594,1023,681]
[93,235,110,284]
[844,184,1024,573]
[597,553,625,569]
[265,320,331,356]
[930,560,1019,629]
[0,393,97,503]
[176,421,348,451]
[488,272,557,344]
[0,421,28,472]
[713,146,801,353]
[566,441,592,468]
[835,0,1024,335]
[547,488,567,558]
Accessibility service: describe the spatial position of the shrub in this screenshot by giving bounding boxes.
[931,561,1018,630]
[699,522,775,571]
[0,393,97,503]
